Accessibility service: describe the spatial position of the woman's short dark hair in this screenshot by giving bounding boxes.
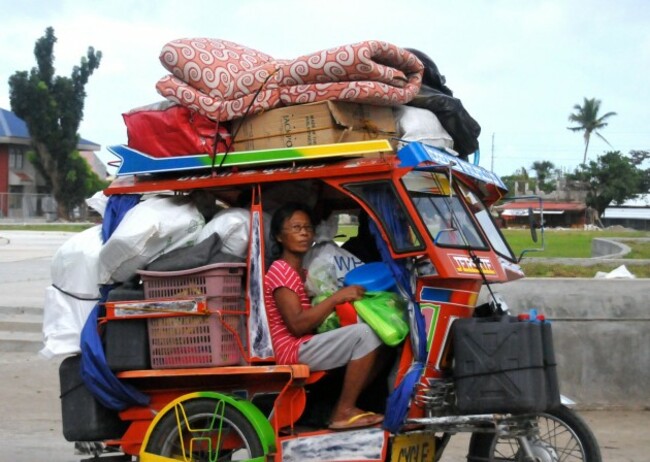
[269,202,315,259]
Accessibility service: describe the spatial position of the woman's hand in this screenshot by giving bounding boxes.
[275,285,367,337]
[332,285,366,305]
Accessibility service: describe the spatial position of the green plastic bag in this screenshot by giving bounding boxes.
[353,291,409,346]
[316,311,341,333]
[313,293,341,333]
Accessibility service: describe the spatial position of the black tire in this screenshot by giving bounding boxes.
[467,405,602,461]
[146,398,265,461]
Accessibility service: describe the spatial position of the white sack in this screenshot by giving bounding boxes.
[98,196,204,283]
[198,208,250,258]
[85,191,109,217]
[40,286,97,358]
[198,208,272,259]
[394,105,454,151]
[51,225,103,298]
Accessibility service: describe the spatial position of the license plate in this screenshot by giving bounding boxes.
[390,432,435,462]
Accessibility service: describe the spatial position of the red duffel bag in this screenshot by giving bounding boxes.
[122,101,231,157]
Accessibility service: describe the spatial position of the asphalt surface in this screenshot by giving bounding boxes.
[0,230,648,461]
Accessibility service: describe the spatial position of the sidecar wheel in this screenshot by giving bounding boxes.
[467,405,601,461]
[145,398,264,461]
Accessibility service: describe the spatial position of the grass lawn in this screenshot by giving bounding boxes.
[0,223,95,232]
[502,228,650,258]
[494,228,650,278]
[519,260,650,278]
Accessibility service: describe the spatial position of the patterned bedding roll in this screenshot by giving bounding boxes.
[156,38,423,122]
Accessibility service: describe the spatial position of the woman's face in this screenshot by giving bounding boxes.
[277,210,315,255]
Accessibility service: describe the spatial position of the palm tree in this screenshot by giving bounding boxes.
[567,97,617,164]
[531,160,555,193]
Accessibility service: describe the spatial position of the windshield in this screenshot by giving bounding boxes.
[456,181,516,260]
[403,171,514,260]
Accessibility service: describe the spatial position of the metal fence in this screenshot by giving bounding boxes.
[0,193,57,221]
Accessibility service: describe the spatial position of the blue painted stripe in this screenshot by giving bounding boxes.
[420,287,451,303]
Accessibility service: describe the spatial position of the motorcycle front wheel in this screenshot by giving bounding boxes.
[467,405,601,461]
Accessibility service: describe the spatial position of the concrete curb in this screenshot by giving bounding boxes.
[592,237,631,258]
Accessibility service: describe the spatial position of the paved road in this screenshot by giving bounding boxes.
[0,230,648,461]
[2,349,648,462]
[0,230,75,310]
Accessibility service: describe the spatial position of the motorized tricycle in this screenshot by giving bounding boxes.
[60,139,601,461]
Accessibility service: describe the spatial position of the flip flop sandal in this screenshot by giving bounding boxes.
[328,411,384,430]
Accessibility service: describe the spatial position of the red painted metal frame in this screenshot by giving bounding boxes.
[97,146,515,459]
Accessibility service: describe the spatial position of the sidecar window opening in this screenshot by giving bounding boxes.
[342,180,424,254]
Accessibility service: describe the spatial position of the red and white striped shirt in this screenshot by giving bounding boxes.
[264,259,313,365]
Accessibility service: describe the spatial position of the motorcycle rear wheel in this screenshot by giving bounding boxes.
[467,405,601,461]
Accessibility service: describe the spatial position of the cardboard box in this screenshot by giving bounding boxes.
[232,101,396,151]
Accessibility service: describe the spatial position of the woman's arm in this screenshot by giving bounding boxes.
[274,285,365,337]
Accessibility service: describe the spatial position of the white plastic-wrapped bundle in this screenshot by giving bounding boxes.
[41,225,104,358]
[51,225,103,298]
[40,287,98,359]
[98,196,205,283]
[198,208,250,258]
[394,105,454,151]
[85,191,109,217]
[198,208,272,260]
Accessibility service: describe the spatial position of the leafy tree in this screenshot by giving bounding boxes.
[501,167,529,196]
[629,150,650,192]
[567,151,643,216]
[567,97,617,164]
[531,160,556,193]
[629,150,649,167]
[8,27,102,220]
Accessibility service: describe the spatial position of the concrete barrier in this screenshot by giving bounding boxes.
[481,278,650,409]
[591,238,630,258]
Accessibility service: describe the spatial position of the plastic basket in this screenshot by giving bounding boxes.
[148,314,242,369]
[138,263,245,312]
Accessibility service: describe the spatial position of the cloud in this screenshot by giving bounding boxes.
[1,0,648,176]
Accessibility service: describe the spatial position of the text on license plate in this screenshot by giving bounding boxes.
[390,432,435,462]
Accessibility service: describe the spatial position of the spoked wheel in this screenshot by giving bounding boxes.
[145,398,265,461]
[467,405,601,461]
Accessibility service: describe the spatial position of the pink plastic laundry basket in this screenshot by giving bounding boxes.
[147,313,242,369]
[138,263,247,368]
[138,262,246,312]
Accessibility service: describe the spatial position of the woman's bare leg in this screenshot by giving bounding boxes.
[330,347,383,424]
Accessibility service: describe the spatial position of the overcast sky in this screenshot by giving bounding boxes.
[1,0,648,177]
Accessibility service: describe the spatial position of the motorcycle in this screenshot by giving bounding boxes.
[60,140,601,461]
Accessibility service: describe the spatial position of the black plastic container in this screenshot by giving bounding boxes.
[59,355,129,441]
[452,315,560,414]
[541,321,561,411]
[106,286,145,303]
[104,319,150,371]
